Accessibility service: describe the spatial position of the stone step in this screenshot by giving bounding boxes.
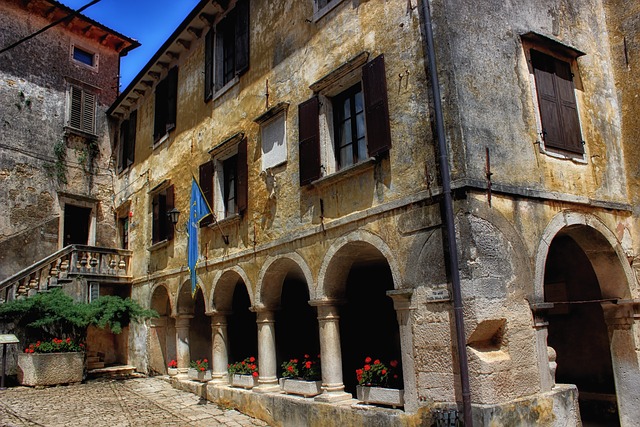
[87,361,105,369]
[87,365,139,380]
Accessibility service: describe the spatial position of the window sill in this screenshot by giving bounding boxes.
[538,142,587,164]
[309,157,376,189]
[313,0,345,22]
[147,239,170,252]
[153,131,172,149]
[64,126,97,140]
[209,213,241,228]
[213,76,240,102]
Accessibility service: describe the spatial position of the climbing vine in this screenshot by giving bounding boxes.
[43,139,68,184]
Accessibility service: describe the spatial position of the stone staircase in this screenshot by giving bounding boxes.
[86,351,105,370]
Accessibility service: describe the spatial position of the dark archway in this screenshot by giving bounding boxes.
[227,281,257,363]
[189,288,211,362]
[544,235,618,426]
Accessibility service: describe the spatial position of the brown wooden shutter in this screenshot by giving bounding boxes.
[362,54,392,157]
[153,78,166,141]
[531,50,583,153]
[204,29,214,101]
[127,110,136,167]
[117,119,128,173]
[235,0,250,75]
[82,92,96,133]
[165,185,175,241]
[166,67,178,133]
[199,161,214,227]
[236,137,248,214]
[214,26,224,92]
[298,97,321,185]
[152,193,160,243]
[69,86,83,130]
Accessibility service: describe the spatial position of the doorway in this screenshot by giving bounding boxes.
[63,204,91,246]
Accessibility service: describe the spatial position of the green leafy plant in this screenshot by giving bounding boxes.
[190,358,209,371]
[281,354,321,381]
[228,356,258,377]
[355,357,401,388]
[45,139,68,184]
[24,337,83,353]
[0,289,157,346]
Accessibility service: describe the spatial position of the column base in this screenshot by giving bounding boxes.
[314,390,352,403]
[210,372,228,384]
[254,378,280,393]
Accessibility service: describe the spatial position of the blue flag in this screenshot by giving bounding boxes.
[188,178,211,295]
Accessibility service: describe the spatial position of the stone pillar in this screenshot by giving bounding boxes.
[254,307,280,392]
[148,316,168,375]
[207,311,230,383]
[311,300,351,402]
[387,289,416,412]
[601,301,640,427]
[530,302,554,392]
[175,315,193,374]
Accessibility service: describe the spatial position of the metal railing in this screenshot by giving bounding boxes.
[0,245,132,303]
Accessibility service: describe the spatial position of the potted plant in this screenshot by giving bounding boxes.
[19,337,85,386]
[355,357,404,408]
[167,359,178,376]
[228,356,259,388]
[279,354,322,397]
[188,359,211,382]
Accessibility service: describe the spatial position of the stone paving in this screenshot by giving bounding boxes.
[0,377,270,427]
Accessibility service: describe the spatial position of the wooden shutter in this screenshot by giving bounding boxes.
[127,110,137,167]
[82,92,96,133]
[152,193,160,243]
[165,185,175,241]
[199,161,214,227]
[298,97,321,185]
[362,54,392,157]
[531,50,583,153]
[236,137,248,214]
[214,26,224,92]
[166,67,178,133]
[69,86,83,130]
[117,119,128,173]
[204,29,214,101]
[235,0,250,76]
[153,78,167,141]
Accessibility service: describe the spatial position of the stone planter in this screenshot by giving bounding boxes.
[356,385,405,408]
[188,368,212,382]
[18,352,84,387]
[230,373,258,389]
[167,367,178,376]
[279,378,323,397]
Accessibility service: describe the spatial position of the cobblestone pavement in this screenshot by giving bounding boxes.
[0,377,270,427]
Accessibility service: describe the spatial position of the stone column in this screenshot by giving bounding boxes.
[387,289,416,412]
[602,301,640,427]
[254,307,280,392]
[175,315,193,374]
[311,300,351,402]
[207,310,230,383]
[148,316,168,375]
[530,302,554,392]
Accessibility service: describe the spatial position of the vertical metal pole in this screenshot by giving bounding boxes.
[418,0,473,425]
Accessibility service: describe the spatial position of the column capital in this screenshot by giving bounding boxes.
[205,309,232,317]
[308,298,346,307]
[386,289,415,311]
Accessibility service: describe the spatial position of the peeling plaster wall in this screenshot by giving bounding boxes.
[0,1,121,280]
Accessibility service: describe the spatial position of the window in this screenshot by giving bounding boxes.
[530,49,584,154]
[151,185,175,244]
[204,0,249,100]
[71,45,98,70]
[298,53,392,185]
[199,161,214,227]
[119,216,129,249]
[154,67,178,143]
[207,134,248,220]
[89,282,100,302]
[254,103,288,171]
[68,85,96,135]
[117,110,136,172]
[313,0,344,21]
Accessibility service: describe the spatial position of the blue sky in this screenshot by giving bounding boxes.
[60,0,201,90]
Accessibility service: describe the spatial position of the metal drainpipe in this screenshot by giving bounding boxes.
[418,0,473,425]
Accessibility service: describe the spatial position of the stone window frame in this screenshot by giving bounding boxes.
[312,0,345,22]
[207,132,248,224]
[70,42,99,72]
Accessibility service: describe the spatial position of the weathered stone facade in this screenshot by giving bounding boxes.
[100,0,639,426]
[0,0,137,281]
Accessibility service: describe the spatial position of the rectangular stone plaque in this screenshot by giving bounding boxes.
[0,334,19,344]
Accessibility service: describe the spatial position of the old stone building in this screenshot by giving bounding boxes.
[2,0,640,425]
[0,0,138,363]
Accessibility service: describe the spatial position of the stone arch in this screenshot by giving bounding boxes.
[176,280,196,315]
[150,283,172,315]
[317,230,401,299]
[256,252,314,309]
[148,283,176,375]
[211,266,254,311]
[534,211,634,301]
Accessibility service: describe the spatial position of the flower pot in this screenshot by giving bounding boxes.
[356,385,404,408]
[18,352,84,387]
[230,373,259,389]
[188,368,212,382]
[279,378,323,397]
[167,367,178,376]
